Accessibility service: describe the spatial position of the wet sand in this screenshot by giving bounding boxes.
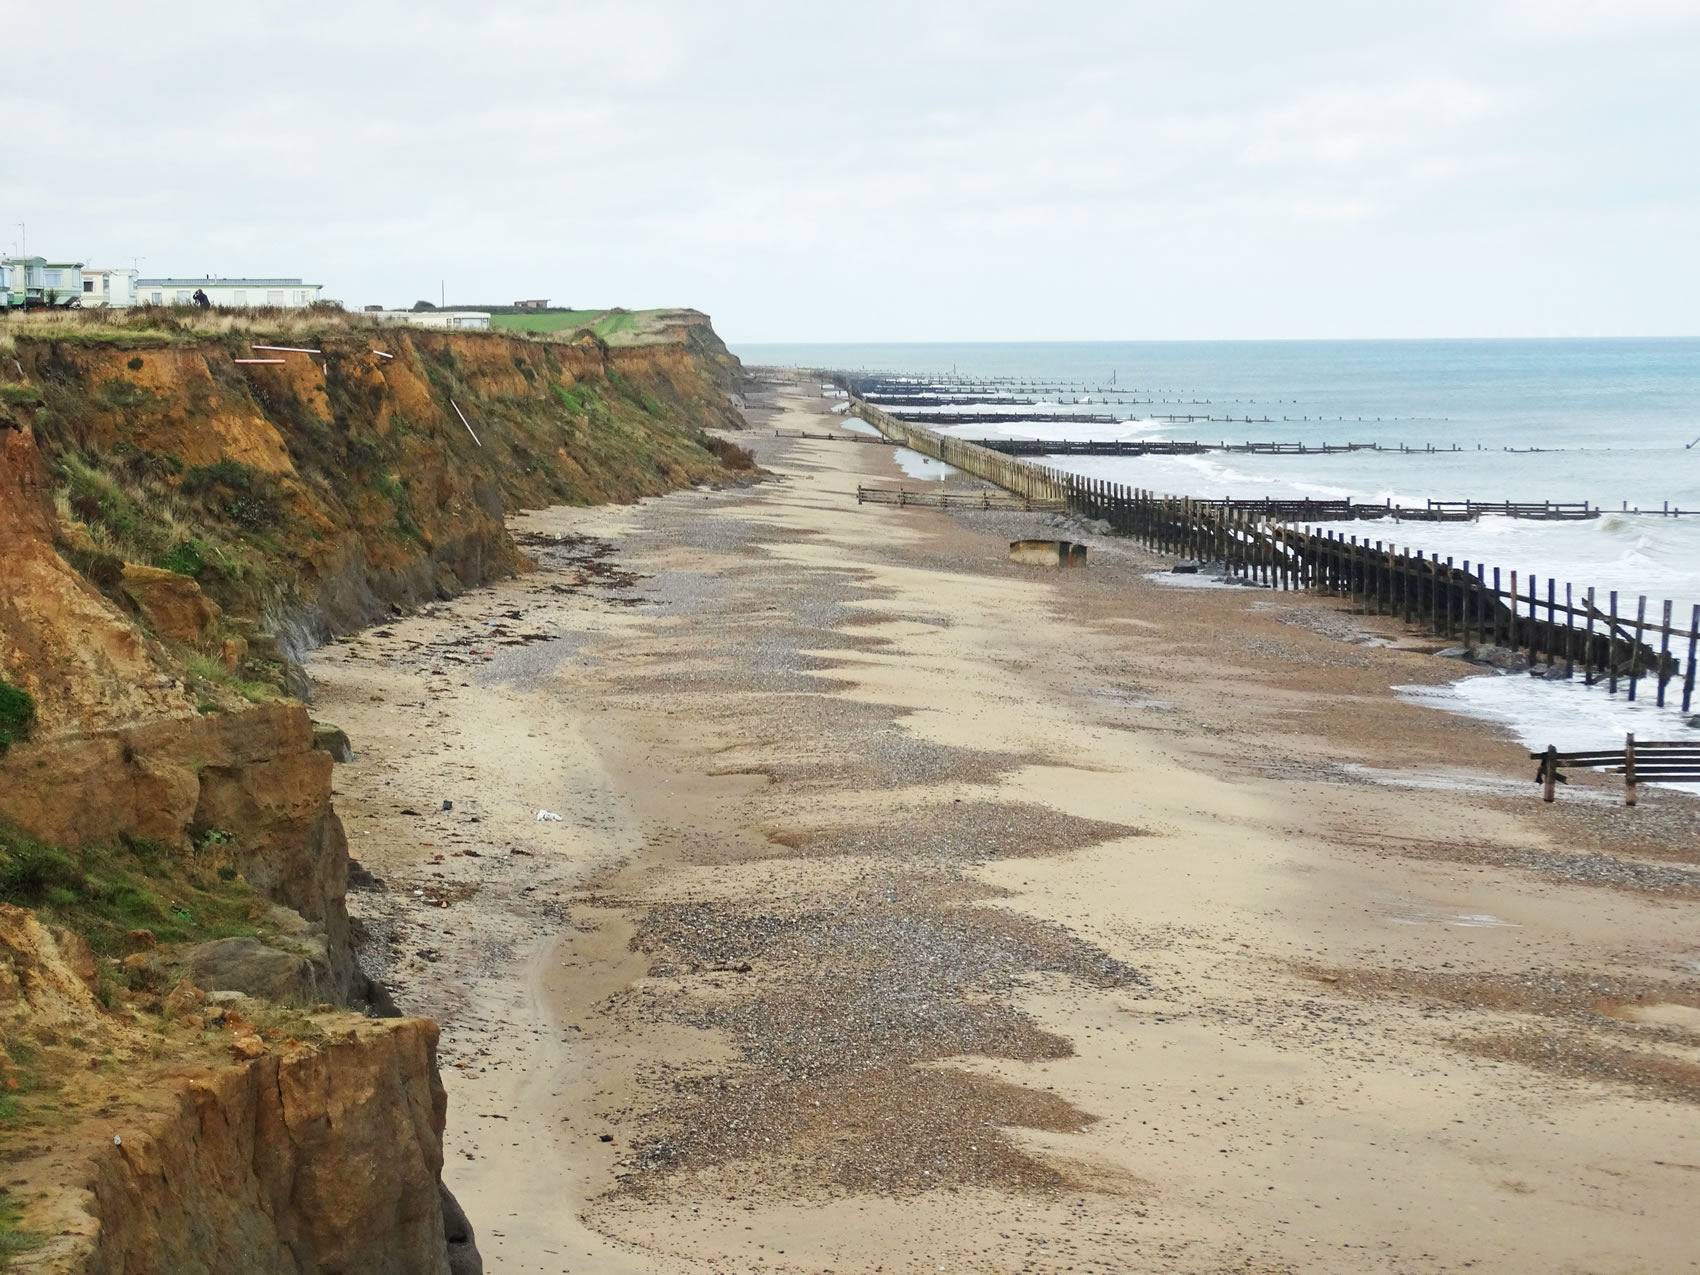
[311,377,1700,1274]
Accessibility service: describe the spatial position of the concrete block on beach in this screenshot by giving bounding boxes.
[1008,539,1087,567]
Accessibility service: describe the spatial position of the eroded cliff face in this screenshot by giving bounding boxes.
[0,906,466,1273]
[8,314,743,661]
[78,1020,456,1275]
[0,317,746,969]
[0,313,745,1266]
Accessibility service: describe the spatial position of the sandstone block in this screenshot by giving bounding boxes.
[311,722,353,763]
[121,564,223,645]
[185,936,330,1007]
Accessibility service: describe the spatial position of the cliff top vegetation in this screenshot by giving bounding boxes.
[0,305,714,353]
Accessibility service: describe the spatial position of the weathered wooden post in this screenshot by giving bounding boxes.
[1446,557,1458,638]
[1657,599,1674,707]
[1425,553,1440,634]
[1474,564,1488,649]
[1526,575,1539,668]
[1625,732,1638,807]
[1628,596,1647,701]
[1608,591,1620,694]
[1545,578,1557,669]
[1543,744,1558,803]
[1564,583,1576,679]
[1679,603,1700,713]
[1584,587,1597,684]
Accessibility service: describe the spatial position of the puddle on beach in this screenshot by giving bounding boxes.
[1087,686,1173,713]
[1375,895,1520,928]
[892,447,957,481]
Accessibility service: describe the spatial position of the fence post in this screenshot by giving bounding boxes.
[1657,599,1673,706]
[1564,583,1575,680]
[1584,587,1597,684]
[1628,596,1647,701]
[1683,604,1699,713]
[1625,732,1637,807]
[1526,576,1539,668]
[1545,578,1557,670]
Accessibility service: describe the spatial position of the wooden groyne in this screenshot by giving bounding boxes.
[856,485,1065,512]
[774,428,896,445]
[848,396,1700,714]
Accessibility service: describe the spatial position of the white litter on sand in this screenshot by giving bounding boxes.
[536,809,564,822]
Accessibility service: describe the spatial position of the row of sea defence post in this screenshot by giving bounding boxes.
[845,392,1700,714]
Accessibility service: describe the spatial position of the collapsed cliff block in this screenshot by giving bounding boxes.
[310,722,353,762]
[119,565,222,647]
[21,1016,476,1275]
[184,936,331,1007]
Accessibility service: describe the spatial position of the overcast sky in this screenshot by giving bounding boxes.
[9,1,1697,342]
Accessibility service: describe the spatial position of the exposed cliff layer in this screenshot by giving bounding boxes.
[0,310,746,1266]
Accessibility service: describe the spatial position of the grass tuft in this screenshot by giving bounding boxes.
[0,682,33,754]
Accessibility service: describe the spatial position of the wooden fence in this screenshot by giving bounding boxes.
[849,396,1700,714]
[1534,737,1700,805]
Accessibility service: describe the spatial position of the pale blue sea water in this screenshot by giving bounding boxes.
[738,339,1700,746]
[737,339,1700,594]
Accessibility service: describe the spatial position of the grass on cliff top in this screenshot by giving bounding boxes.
[2,304,703,352]
[0,822,263,961]
[489,309,607,333]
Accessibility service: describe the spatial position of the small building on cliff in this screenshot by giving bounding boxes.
[369,309,491,329]
[138,277,323,308]
[80,267,140,308]
[2,257,85,308]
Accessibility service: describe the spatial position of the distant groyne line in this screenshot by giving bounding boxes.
[843,392,1700,716]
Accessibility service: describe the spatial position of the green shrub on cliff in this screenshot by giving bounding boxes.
[155,538,205,578]
[182,460,284,531]
[94,378,161,412]
[181,459,261,495]
[0,681,33,754]
[58,455,147,545]
[0,823,262,958]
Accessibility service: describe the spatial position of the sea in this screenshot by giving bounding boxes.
[735,339,1700,767]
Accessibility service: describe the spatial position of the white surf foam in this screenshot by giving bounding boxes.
[1397,671,1700,792]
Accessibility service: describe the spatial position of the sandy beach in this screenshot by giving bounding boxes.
[308,376,1700,1274]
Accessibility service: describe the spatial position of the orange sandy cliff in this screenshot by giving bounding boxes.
[0,312,747,1271]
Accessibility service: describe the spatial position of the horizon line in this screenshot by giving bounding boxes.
[728,334,1700,347]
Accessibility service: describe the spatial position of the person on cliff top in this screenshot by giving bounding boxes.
[192,288,211,309]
